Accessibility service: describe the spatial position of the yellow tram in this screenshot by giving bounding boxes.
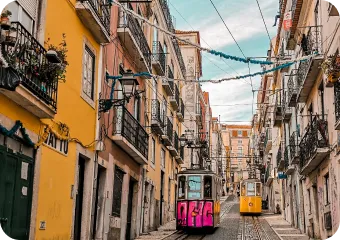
[239,179,262,214]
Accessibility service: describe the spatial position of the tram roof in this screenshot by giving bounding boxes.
[178,169,218,176]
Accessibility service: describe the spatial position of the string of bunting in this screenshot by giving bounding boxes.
[0,120,35,147]
[111,0,314,66]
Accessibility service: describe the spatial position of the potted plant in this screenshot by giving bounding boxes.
[323,54,340,87]
[39,34,69,85]
[1,10,12,30]
[4,26,17,46]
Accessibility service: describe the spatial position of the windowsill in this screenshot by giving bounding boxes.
[81,91,95,109]
[149,162,155,170]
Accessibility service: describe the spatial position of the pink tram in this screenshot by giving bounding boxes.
[176,169,222,230]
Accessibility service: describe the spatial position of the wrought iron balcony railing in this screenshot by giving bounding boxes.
[173,39,186,77]
[301,26,323,56]
[276,144,283,169]
[167,65,174,80]
[282,90,292,122]
[334,81,340,128]
[299,116,329,171]
[169,83,180,110]
[118,12,151,70]
[162,117,173,146]
[1,22,58,111]
[173,131,179,151]
[152,41,166,74]
[287,69,298,107]
[284,145,289,169]
[80,0,110,32]
[151,99,165,134]
[177,98,185,121]
[289,131,299,164]
[264,128,272,152]
[113,106,149,159]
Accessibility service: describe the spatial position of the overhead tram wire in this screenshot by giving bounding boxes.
[169,1,251,86]
[209,0,247,59]
[255,0,275,51]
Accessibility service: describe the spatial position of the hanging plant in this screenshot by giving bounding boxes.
[40,34,69,84]
[322,53,340,87]
[0,10,12,29]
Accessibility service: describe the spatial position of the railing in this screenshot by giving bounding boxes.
[165,117,173,141]
[265,165,271,182]
[276,144,282,167]
[173,84,180,105]
[284,145,289,169]
[296,59,310,88]
[289,131,298,162]
[264,128,272,147]
[180,146,184,159]
[1,22,58,110]
[167,65,174,79]
[81,0,111,32]
[118,11,151,70]
[301,26,323,56]
[334,81,340,123]
[179,98,184,117]
[173,39,186,77]
[151,99,165,127]
[152,41,166,72]
[287,69,298,103]
[299,116,328,169]
[113,106,149,159]
[173,131,179,151]
[282,90,292,116]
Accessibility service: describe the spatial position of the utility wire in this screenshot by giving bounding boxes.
[209,0,247,58]
[255,0,274,51]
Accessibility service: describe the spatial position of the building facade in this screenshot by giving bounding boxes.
[255,0,340,238]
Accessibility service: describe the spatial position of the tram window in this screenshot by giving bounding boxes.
[188,176,201,199]
[241,183,246,196]
[256,183,262,196]
[247,182,255,196]
[204,176,212,198]
[178,176,186,199]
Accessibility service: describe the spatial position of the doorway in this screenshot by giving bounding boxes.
[160,171,164,225]
[0,141,34,240]
[92,164,106,239]
[74,155,86,240]
[126,178,136,240]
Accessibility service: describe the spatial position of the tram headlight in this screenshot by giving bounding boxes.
[249,202,253,207]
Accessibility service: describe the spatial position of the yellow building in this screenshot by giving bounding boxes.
[0,0,109,239]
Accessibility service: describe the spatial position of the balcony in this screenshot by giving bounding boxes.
[273,97,282,127]
[296,26,324,103]
[161,117,173,146]
[289,131,300,164]
[168,131,179,158]
[176,145,184,164]
[0,22,57,118]
[117,10,151,72]
[151,99,165,135]
[152,41,166,75]
[286,0,303,50]
[111,106,149,164]
[265,166,273,186]
[284,146,294,175]
[75,0,110,43]
[277,144,284,171]
[282,91,292,123]
[279,42,291,72]
[299,116,329,175]
[334,81,340,130]
[162,66,174,96]
[169,83,179,111]
[264,128,272,153]
[287,69,298,107]
[177,98,185,122]
[258,132,265,155]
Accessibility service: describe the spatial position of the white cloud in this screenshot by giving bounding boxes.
[196,0,278,49]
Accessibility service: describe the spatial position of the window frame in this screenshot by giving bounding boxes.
[151,138,156,165]
[187,175,202,199]
[112,168,125,217]
[324,173,330,205]
[178,176,186,199]
[238,130,242,136]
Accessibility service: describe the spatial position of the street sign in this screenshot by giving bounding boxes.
[283,11,292,31]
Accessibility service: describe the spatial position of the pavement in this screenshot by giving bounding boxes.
[135,195,310,240]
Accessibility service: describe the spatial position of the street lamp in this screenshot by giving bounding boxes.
[119,69,139,101]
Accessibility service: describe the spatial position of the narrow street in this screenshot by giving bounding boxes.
[139,196,307,240]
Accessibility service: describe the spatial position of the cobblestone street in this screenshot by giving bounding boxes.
[136,196,310,240]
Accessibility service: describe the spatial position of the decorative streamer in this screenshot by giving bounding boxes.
[0,120,35,147]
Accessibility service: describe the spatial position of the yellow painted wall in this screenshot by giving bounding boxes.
[34,0,100,238]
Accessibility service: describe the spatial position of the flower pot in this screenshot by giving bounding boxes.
[0,17,10,30]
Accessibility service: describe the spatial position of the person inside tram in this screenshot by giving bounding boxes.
[204,176,212,198]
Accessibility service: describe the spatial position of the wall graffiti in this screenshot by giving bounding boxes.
[177,200,214,228]
[330,165,339,231]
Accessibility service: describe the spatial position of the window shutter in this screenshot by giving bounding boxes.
[232,131,237,137]
[18,0,38,19]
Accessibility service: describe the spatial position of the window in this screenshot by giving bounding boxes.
[188,176,201,199]
[324,173,330,205]
[83,46,95,100]
[241,182,246,196]
[238,130,242,136]
[151,138,155,164]
[204,176,212,198]
[238,140,242,145]
[238,147,243,157]
[5,1,35,33]
[112,168,125,217]
[164,42,168,65]
[247,182,255,196]
[178,176,186,199]
[161,148,165,169]
[256,183,261,196]
[134,97,140,122]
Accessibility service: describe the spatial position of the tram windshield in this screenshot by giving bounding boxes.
[247,182,255,196]
[188,176,201,199]
[178,176,186,199]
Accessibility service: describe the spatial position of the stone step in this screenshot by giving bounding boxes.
[275,229,301,234]
[271,224,292,228]
[280,235,309,240]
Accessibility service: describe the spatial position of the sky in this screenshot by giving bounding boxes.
[169,0,279,124]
